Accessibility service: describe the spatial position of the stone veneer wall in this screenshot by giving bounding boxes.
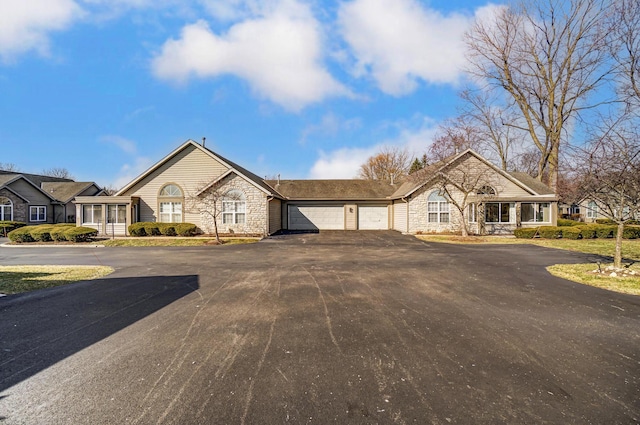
[0,188,27,222]
[198,174,267,235]
[407,186,479,234]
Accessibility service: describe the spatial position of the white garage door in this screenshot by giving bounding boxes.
[358,206,388,230]
[288,205,345,230]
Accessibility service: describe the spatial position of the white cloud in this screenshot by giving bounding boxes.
[152,0,350,111]
[100,135,138,154]
[337,0,476,95]
[113,156,154,190]
[299,112,362,144]
[308,115,438,178]
[0,0,83,62]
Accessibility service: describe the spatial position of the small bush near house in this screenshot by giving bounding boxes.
[561,226,583,240]
[50,227,68,242]
[30,225,55,242]
[128,223,147,236]
[0,221,26,236]
[538,226,563,239]
[595,218,640,225]
[7,227,34,243]
[557,218,583,227]
[594,225,616,239]
[63,227,98,242]
[622,226,640,239]
[175,223,197,236]
[157,223,177,236]
[578,225,598,239]
[143,223,161,236]
[514,228,539,239]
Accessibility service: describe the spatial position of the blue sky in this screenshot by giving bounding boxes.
[0,0,499,188]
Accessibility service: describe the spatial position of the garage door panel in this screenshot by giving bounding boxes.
[358,206,388,230]
[289,206,344,230]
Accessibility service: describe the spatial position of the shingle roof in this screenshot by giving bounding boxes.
[0,171,72,187]
[41,182,99,203]
[265,179,398,200]
[508,172,555,195]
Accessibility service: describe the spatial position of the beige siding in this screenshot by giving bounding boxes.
[120,144,229,226]
[393,201,408,232]
[269,198,282,234]
[8,179,54,223]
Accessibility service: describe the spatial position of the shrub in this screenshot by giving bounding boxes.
[7,226,34,243]
[0,221,26,236]
[175,223,197,236]
[157,223,177,236]
[622,226,640,239]
[561,226,583,240]
[578,225,598,239]
[30,225,54,242]
[595,225,616,239]
[128,222,147,237]
[50,227,68,242]
[514,227,539,239]
[595,218,614,225]
[64,226,98,242]
[143,223,161,236]
[538,226,563,239]
[557,218,582,227]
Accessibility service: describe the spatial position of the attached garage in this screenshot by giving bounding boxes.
[358,205,388,230]
[288,205,345,230]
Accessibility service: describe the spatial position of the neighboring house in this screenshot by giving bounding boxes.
[576,197,638,223]
[0,171,102,224]
[74,140,557,236]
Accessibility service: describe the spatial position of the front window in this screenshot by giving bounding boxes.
[586,201,598,219]
[0,197,13,221]
[158,184,183,223]
[521,203,550,223]
[427,191,449,223]
[485,202,514,223]
[30,206,46,222]
[107,204,127,224]
[222,190,246,225]
[159,202,182,223]
[83,205,102,224]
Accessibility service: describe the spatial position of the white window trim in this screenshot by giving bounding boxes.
[83,204,102,225]
[586,201,598,219]
[427,191,450,224]
[485,202,515,224]
[521,202,551,223]
[222,190,246,225]
[107,204,127,224]
[0,197,13,221]
[30,206,47,222]
[468,203,477,223]
[159,201,182,223]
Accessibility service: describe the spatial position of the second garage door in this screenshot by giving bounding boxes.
[288,205,345,230]
[358,206,388,230]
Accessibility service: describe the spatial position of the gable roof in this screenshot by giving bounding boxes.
[0,170,73,187]
[0,173,58,202]
[116,140,281,197]
[41,182,100,203]
[266,179,398,200]
[390,149,556,199]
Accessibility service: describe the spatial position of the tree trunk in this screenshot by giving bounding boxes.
[213,217,221,244]
[614,222,624,268]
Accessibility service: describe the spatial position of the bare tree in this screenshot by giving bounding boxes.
[609,0,640,107]
[575,113,640,268]
[0,163,19,172]
[101,185,119,196]
[465,0,611,191]
[427,118,485,163]
[185,180,225,244]
[358,146,411,183]
[41,167,74,180]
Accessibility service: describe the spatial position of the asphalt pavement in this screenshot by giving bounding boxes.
[0,231,638,424]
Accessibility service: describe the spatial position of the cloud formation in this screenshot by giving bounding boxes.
[152,0,349,111]
[0,0,83,62]
[338,0,475,95]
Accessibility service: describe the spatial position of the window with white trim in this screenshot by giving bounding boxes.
[477,186,496,195]
[107,204,126,224]
[158,184,183,223]
[521,203,550,223]
[83,204,102,224]
[30,206,46,222]
[427,191,449,223]
[0,197,13,221]
[485,202,514,223]
[586,201,598,219]
[222,190,246,225]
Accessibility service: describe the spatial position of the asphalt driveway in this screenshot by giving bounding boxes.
[0,231,638,424]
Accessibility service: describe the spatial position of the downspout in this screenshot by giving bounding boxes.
[402,196,409,234]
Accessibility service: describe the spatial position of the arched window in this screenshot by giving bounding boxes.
[158,184,183,223]
[586,201,598,219]
[222,190,246,225]
[477,185,496,195]
[0,197,13,221]
[427,191,449,223]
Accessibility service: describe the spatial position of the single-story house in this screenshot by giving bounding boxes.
[0,170,102,224]
[74,140,557,236]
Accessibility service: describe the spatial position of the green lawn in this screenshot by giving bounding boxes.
[0,265,114,295]
[102,237,260,247]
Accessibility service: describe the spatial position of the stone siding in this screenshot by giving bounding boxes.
[0,189,27,222]
[198,174,267,235]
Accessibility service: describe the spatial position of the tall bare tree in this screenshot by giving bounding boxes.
[575,113,640,268]
[358,146,411,183]
[186,180,226,244]
[0,163,19,172]
[609,0,640,107]
[465,0,611,191]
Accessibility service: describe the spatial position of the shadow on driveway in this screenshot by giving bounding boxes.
[0,275,198,392]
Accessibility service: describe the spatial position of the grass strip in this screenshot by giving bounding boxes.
[102,238,260,247]
[0,265,114,295]
[547,263,640,296]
